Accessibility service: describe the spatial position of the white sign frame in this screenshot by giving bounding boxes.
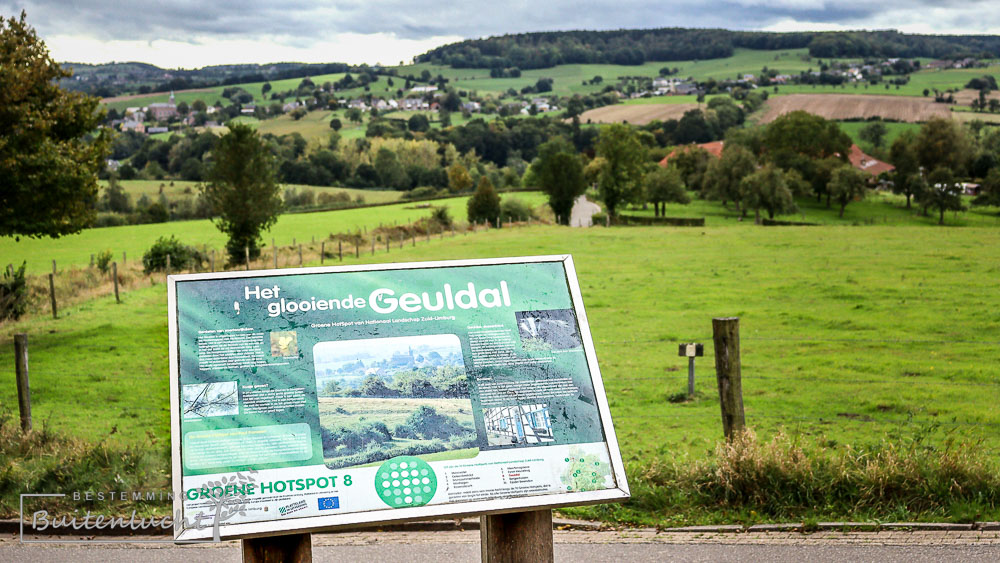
[168,255,629,540]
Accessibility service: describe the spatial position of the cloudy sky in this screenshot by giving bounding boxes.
[4,0,1000,68]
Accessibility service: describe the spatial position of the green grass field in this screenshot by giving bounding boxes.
[0,192,549,274]
[836,121,920,149]
[3,221,999,462]
[103,180,403,207]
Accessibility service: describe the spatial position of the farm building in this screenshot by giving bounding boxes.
[847,144,895,178]
[658,141,725,167]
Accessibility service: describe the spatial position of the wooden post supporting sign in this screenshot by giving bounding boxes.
[481,509,554,563]
[241,533,312,563]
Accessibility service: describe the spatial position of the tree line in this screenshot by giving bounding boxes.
[418,28,1000,70]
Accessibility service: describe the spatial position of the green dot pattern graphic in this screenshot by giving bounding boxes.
[375,456,437,508]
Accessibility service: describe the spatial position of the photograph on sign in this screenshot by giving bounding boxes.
[168,255,628,540]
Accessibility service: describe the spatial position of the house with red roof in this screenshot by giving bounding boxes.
[658,141,725,167]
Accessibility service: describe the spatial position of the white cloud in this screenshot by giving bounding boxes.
[45,32,463,68]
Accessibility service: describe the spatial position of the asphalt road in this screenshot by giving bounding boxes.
[6,529,1000,562]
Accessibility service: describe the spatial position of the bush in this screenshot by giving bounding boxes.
[405,186,442,199]
[96,250,113,275]
[467,176,501,225]
[500,198,536,222]
[317,191,352,207]
[404,406,468,440]
[430,207,452,229]
[0,262,28,321]
[142,236,204,274]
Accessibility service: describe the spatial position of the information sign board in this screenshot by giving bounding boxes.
[168,255,628,540]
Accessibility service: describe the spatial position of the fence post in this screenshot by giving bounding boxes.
[14,334,31,432]
[273,239,278,269]
[112,262,120,304]
[242,533,312,563]
[48,273,57,319]
[481,509,553,563]
[210,250,215,272]
[166,253,171,275]
[90,254,95,268]
[412,231,416,247]
[321,241,325,264]
[298,244,303,266]
[52,260,56,275]
[339,240,343,261]
[245,246,250,271]
[386,235,390,253]
[371,237,375,256]
[712,317,745,440]
[355,242,359,258]
[123,251,126,265]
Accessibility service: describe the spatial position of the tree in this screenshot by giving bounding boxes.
[889,130,923,208]
[973,168,1000,209]
[703,144,757,215]
[407,113,430,132]
[530,139,586,225]
[594,124,647,217]
[201,124,282,265]
[447,163,473,193]
[374,147,409,189]
[763,111,850,203]
[643,167,690,217]
[345,108,363,123]
[261,82,272,97]
[925,167,964,225]
[916,118,972,176]
[741,164,797,222]
[859,120,888,148]
[828,165,868,218]
[1,13,111,239]
[467,176,502,226]
[329,118,342,131]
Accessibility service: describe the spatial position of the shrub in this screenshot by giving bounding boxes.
[142,236,204,274]
[430,207,452,229]
[404,406,468,440]
[500,198,536,223]
[96,250,113,275]
[0,262,28,321]
[317,191,352,207]
[405,186,442,200]
[467,176,501,225]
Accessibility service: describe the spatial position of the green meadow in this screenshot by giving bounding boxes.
[0,192,549,274]
[3,220,999,458]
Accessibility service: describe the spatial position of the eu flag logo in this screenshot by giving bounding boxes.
[318,496,340,510]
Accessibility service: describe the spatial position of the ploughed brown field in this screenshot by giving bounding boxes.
[578,103,699,125]
[758,93,950,123]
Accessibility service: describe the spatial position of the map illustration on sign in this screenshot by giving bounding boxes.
[168,256,629,540]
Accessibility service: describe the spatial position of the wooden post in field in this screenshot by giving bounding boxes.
[412,231,416,247]
[123,251,126,265]
[245,246,250,271]
[298,244,303,266]
[242,533,312,563]
[112,262,120,304]
[166,254,172,275]
[52,260,56,275]
[90,254,95,268]
[386,235,390,253]
[426,228,430,242]
[273,239,277,269]
[354,242,359,259]
[312,235,315,244]
[339,240,343,261]
[14,333,31,432]
[321,242,325,264]
[399,233,403,249]
[712,317,745,440]
[480,509,553,563]
[210,251,215,272]
[371,237,375,256]
[48,273,57,319]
